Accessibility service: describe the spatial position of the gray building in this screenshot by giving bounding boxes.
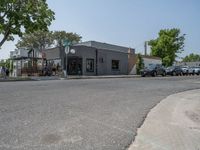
[45,41,135,76]
[176,61,200,67]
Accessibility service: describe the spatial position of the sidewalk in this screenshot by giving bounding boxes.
[0,75,140,82]
[128,89,200,150]
[66,75,140,80]
[0,77,33,82]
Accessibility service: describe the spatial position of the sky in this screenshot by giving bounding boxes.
[0,0,200,59]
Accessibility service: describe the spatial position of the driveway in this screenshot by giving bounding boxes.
[0,76,200,150]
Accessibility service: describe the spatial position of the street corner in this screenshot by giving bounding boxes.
[128,89,200,150]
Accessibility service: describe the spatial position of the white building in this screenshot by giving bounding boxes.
[176,61,200,67]
[10,48,43,77]
[128,55,162,75]
[142,55,162,67]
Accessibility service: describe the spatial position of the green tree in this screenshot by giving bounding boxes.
[16,31,82,49]
[0,59,12,71]
[0,59,5,66]
[148,28,185,66]
[16,30,54,50]
[53,31,82,46]
[136,54,144,75]
[0,0,55,48]
[182,53,200,62]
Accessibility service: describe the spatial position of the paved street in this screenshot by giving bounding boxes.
[0,76,200,150]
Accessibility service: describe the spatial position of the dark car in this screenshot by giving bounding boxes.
[141,64,166,77]
[165,66,183,76]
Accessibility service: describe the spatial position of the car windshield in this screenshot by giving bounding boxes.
[167,66,174,69]
[181,66,188,69]
[147,64,156,69]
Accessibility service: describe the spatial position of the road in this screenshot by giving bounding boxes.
[0,76,200,150]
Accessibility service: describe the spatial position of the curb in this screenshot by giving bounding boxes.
[0,75,141,82]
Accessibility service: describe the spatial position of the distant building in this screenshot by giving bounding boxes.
[142,55,162,67]
[128,55,162,75]
[176,61,200,67]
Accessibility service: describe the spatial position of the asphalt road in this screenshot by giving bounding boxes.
[0,76,200,150]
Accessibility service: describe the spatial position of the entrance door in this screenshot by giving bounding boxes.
[67,57,82,75]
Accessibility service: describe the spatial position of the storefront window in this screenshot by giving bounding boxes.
[86,59,94,72]
[112,60,119,70]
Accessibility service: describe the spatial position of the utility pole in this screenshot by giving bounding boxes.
[144,41,148,56]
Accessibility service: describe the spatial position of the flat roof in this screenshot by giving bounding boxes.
[74,41,135,54]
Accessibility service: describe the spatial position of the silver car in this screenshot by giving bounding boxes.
[193,67,200,75]
[180,66,189,75]
[188,67,196,75]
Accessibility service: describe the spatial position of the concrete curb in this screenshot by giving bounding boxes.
[0,78,33,82]
[63,75,140,80]
[0,75,140,82]
[128,89,200,150]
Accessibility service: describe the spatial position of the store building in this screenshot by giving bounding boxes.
[45,41,135,76]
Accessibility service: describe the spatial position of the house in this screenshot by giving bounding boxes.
[128,55,162,75]
[44,41,136,76]
[142,55,162,67]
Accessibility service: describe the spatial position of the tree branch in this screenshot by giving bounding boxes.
[0,29,10,48]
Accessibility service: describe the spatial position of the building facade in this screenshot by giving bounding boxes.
[10,48,43,77]
[44,41,135,76]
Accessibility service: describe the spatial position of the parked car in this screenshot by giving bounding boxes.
[165,66,183,76]
[141,64,166,77]
[193,67,200,75]
[188,67,195,75]
[180,66,189,75]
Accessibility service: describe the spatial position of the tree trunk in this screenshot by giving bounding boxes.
[0,30,10,48]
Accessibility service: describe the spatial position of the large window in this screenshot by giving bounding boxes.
[86,59,94,72]
[112,60,120,70]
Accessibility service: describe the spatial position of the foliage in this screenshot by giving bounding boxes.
[148,28,185,67]
[182,53,200,62]
[16,30,82,49]
[0,59,12,71]
[53,31,82,46]
[136,53,144,75]
[0,0,55,47]
[16,30,54,50]
[0,59,5,66]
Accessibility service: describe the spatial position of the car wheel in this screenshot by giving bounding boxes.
[172,71,176,76]
[162,72,166,76]
[152,71,157,77]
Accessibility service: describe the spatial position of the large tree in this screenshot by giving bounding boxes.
[182,53,200,62]
[16,30,54,50]
[16,31,82,49]
[148,28,185,66]
[53,31,82,46]
[0,0,55,48]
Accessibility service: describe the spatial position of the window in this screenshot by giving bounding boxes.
[112,60,119,70]
[86,59,94,72]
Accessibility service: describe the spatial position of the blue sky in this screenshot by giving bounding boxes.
[0,0,200,59]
